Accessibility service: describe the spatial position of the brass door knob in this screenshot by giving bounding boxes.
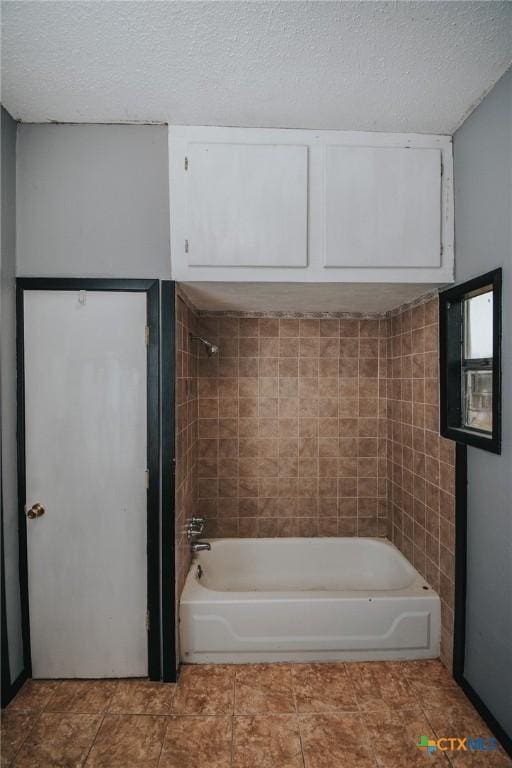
[27,503,45,519]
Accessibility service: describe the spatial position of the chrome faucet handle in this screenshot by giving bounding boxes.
[186,518,205,541]
[186,521,204,532]
[186,517,205,528]
[187,525,203,536]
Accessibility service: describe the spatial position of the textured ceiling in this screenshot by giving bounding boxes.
[2,1,511,132]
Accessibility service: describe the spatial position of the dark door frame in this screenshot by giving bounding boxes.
[452,444,512,756]
[161,281,177,682]
[1,479,28,705]
[439,274,511,756]
[1,480,27,706]
[14,278,162,683]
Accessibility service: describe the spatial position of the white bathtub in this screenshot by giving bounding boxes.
[179,537,440,664]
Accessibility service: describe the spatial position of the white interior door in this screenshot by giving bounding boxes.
[24,290,148,678]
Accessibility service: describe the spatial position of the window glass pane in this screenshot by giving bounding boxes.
[464,290,493,360]
[463,369,492,432]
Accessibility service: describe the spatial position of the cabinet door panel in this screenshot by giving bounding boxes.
[324,146,441,268]
[186,142,308,268]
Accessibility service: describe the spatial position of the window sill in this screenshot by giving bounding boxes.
[441,425,501,454]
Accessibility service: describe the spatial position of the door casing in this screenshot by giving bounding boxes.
[161,281,177,680]
[15,278,162,682]
[452,444,512,756]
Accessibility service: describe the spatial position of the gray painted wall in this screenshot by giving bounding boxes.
[16,124,170,278]
[4,122,170,688]
[1,105,24,683]
[454,67,512,736]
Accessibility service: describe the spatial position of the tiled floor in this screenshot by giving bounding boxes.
[1,661,510,767]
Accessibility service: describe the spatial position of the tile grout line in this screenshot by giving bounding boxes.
[231,668,236,766]
[290,667,308,768]
[356,707,383,768]
[81,711,106,767]
[4,708,42,767]
[155,712,172,768]
[6,682,62,767]
[421,705,453,767]
[229,714,235,766]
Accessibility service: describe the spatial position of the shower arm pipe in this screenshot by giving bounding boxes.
[189,333,219,357]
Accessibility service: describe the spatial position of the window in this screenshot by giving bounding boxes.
[462,290,493,432]
[439,268,501,453]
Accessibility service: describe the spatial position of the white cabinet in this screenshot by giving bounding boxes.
[186,143,308,268]
[324,146,441,269]
[169,126,453,284]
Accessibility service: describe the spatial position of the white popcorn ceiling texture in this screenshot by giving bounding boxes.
[2,1,511,132]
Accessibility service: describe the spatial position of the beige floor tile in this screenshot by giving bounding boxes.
[234,664,295,714]
[5,663,508,767]
[410,679,471,710]
[425,706,512,767]
[84,714,167,767]
[13,712,101,768]
[172,665,235,715]
[399,660,455,685]
[300,713,377,768]
[159,715,232,768]
[46,681,117,714]
[402,663,473,715]
[292,663,358,713]
[363,708,450,767]
[8,681,60,713]
[233,715,302,768]
[0,711,35,767]
[107,681,175,715]
[346,661,417,712]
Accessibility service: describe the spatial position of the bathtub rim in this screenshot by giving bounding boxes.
[180,536,438,603]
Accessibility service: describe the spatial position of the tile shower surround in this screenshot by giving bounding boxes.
[174,292,456,669]
[387,297,456,669]
[194,315,389,539]
[175,295,199,600]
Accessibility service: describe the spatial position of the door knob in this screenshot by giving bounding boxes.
[26,503,45,519]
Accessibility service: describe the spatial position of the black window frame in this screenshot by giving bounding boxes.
[439,268,502,454]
